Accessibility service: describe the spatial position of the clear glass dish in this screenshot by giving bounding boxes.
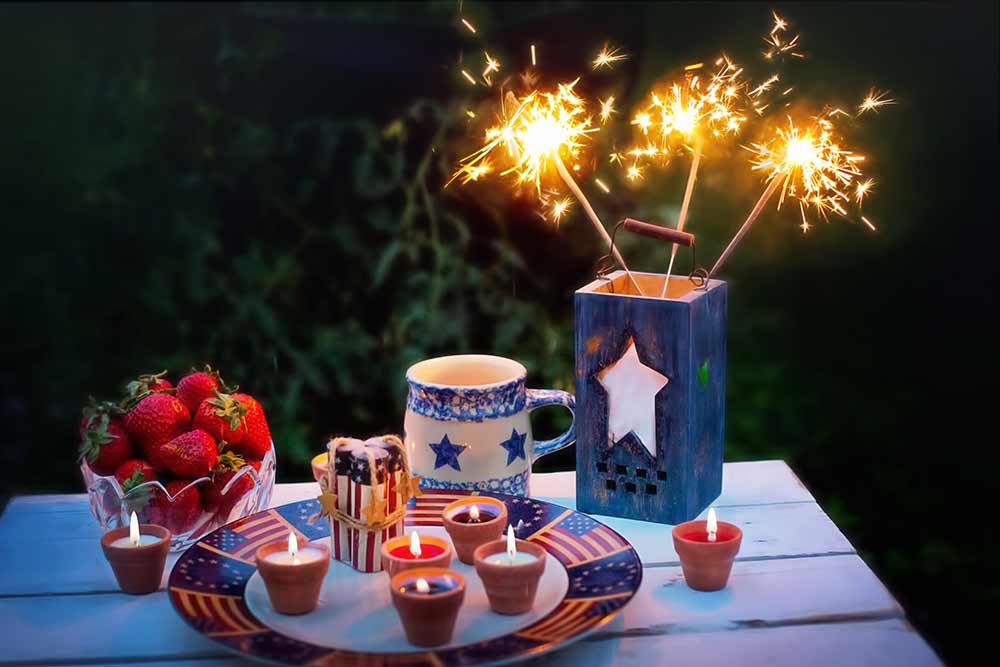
[82,444,276,551]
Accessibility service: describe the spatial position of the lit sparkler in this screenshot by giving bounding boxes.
[626,57,750,295]
[710,111,878,276]
[452,81,644,293]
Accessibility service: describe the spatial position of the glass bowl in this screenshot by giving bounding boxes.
[82,444,277,551]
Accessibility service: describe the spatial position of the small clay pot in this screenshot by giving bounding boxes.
[473,538,546,614]
[255,541,330,615]
[311,452,328,483]
[101,524,171,595]
[390,567,466,647]
[441,497,508,565]
[672,519,742,592]
[381,533,453,579]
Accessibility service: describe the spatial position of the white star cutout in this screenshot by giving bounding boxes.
[597,338,668,458]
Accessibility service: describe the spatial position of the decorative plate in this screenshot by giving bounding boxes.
[168,490,642,666]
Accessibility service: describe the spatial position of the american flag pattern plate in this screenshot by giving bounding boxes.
[169,490,641,666]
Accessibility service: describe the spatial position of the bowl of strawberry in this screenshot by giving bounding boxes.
[79,367,277,551]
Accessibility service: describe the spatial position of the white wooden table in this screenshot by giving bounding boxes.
[0,461,940,666]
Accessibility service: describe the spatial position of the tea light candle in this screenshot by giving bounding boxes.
[672,507,743,592]
[473,527,547,614]
[450,503,499,524]
[442,496,508,564]
[100,512,171,595]
[390,567,466,647]
[264,533,326,565]
[484,525,539,566]
[255,533,330,615]
[111,512,165,548]
[381,530,453,577]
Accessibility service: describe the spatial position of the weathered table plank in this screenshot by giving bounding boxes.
[0,463,940,666]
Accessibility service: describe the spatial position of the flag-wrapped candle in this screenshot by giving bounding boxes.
[317,435,421,573]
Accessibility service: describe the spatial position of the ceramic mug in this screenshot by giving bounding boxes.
[404,355,575,496]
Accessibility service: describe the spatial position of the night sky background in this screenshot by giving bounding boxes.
[1,2,996,663]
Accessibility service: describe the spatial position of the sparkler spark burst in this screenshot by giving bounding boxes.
[593,43,628,70]
[622,56,748,173]
[450,80,598,220]
[763,11,804,60]
[599,96,617,123]
[858,89,895,115]
[482,52,501,85]
[749,113,876,232]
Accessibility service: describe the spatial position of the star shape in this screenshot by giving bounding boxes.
[316,491,338,518]
[499,428,527,466]
[363,497,386,525]
[429,434,467,471]
[597,338,668,458]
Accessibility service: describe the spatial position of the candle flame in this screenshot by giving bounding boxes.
[129,511,140,547]
[409,530,422,557]
[416,577,430,594]
[288,532,298,558]
[707,507,718,542]
[469,504,480,521]
[506,524,517,559]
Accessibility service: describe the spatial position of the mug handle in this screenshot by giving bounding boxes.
[526,389,576,458]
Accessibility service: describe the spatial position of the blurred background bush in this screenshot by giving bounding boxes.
[0,2,995,662]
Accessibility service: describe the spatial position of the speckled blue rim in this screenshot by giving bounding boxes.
[405,355,528,421]
[168,490,642,667]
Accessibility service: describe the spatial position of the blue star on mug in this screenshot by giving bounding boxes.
[429,434,468,471]
[499,428,527,466]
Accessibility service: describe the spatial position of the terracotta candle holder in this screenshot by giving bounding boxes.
[441,496,508,565]
[381,530,453,578]
[473,537,546,614]
[672,515,742,592]
[101,523,170,595]
[390,567,466,647]
[311,452,328,483]
[255,536,330,615]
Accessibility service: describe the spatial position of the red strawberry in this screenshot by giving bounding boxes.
[124,393,190,450]
[115,459,157,490]
[140,439,168,473]
[203,451,261,516]
[192,392,246,445]
[233,393,272,459]
[160,429,218,478]
[79,413,134,476]
[176,365,230,415]
[125,370,173,399]
[149,480,202,534]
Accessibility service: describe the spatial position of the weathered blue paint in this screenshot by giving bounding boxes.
[574,272,727,525]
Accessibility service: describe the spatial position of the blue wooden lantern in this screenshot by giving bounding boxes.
[574,271,727,525]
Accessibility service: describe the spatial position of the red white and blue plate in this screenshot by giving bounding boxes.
[168,490,642,666]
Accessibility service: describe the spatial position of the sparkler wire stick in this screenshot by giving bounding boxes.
[708,175,783,278]
[553,155,644,295]
[662,136,703,297]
